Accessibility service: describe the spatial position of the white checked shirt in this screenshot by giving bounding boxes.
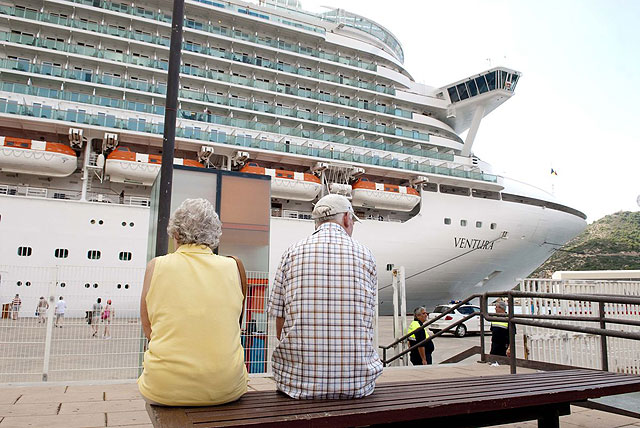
[268,222,383,399]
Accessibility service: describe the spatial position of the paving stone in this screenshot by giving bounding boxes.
[0,403,59,417]
[106,411,151,427]
[17,390,104,403]
[0,413,105,428]
[105,389,144,401]
[60,400,145,415]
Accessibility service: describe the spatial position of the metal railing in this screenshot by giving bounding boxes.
[380,291,640,374]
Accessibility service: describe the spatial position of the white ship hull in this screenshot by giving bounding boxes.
[0,176,585,315]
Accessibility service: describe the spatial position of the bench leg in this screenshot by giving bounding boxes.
[537,408,560,428]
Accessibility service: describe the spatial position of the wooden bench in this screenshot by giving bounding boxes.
[146,369,640,427]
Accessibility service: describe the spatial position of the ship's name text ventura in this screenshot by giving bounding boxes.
[454,237,494,250]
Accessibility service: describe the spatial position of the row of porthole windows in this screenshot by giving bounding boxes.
[16,282,132,289]
[90,219,135,227]
[17,247,133,261]
[444,218,497,229]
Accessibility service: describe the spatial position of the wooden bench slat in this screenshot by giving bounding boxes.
[187,371,632,416]
[187,373,640,424]
[192,381,640,428]
[186,369,605,412]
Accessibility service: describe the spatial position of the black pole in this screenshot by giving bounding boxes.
[599,301,609,371]
[155,0,185,257]
[508,293,516,374]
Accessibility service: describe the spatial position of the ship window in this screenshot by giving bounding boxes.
[87,250,101,260]
[125,284,130,289]
[476,221,483,228]
[85,283,90,288]
[119,251,132,261]
[93,283,98,288]
[25,281,31,287]
[17,246,32,257]
[444,218,451,225]
[440,185,470,196]
[60,282,66,288]
[490,223,497,230]
[472,189,501,200]
[456,83,469,100]
[467,79,478,97]
[486,72,497,90]
[55,248,69,258]
[422,183,438,192]
[16,281,22,286]
[475,76,488,93]
[460,219,467,227]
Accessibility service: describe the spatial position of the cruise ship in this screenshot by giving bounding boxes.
[0,0,587,314]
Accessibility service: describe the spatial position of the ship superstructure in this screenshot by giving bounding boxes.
[0,0,586,313]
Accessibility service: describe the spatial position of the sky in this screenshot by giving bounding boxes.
[298,0,640,222]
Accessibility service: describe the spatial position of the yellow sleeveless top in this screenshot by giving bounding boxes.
[138,244,248,406]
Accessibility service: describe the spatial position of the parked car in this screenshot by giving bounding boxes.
[428,304,491,338]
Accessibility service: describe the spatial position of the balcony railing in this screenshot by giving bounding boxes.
[0,100,497,183]
[3,2,377,75]
[0,58,428,149]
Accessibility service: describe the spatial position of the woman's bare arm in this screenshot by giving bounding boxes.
[140,259,156,341]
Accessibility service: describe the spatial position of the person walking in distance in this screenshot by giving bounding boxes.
[37,296,49,324]
[268,194,382,399]
[91,298,103,337]
[54,296,66,327]
[11,294,21,320]
[102,299,114,339]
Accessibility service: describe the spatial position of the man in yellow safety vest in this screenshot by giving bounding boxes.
[407,307,434,365]
[490,300,513,356]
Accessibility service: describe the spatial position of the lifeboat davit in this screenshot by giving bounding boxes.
[105,147,204,185]
[351,178,420,212]
[0,136,77,177]
[240,162,321,201]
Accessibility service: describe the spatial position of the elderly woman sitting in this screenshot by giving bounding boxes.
[138,198,247,406]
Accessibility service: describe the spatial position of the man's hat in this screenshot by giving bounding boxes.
[312,194,361,222]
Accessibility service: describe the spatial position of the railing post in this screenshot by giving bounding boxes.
[599,301,609,371]
[42,270,57,381]
[480,295,486,362]
[382,348,387,367]
[508,293,516,374]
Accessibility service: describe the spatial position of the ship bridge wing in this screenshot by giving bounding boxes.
[439,67,521,134]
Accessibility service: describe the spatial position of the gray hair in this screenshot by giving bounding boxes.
[314,213,343,228]
[495,301,507,310]
[167,198,222,248]
[413,306,426,316]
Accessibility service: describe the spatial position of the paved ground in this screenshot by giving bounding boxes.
[0,317,638,427]
[1,363,639,427]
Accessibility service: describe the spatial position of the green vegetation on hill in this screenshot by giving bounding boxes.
[532,211,640,278]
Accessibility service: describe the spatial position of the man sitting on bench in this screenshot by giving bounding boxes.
[268,195,383,399]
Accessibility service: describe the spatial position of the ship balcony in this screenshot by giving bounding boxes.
[0,28,407,118]
[0,99,498,184]
[0,75,452,161]
[0,58,440,148]
[0,2,379,74]
[0,20,391,97]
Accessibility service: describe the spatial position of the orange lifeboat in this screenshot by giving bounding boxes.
[240,162,322,201]
[0,136,77,177]
[104,147,203,185]
[352,178,420,212]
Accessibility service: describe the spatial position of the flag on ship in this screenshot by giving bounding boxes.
[550,168,558,175]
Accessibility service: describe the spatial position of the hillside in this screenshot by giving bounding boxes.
[531,211,640,278]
